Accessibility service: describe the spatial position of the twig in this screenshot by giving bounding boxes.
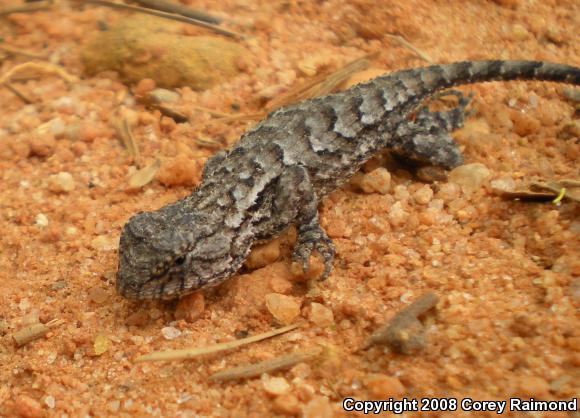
[3,82,34,104]
[362,292,439,354]
[79,0,244,39]
[12,319,64,347]
[0,2,51,16]
[266,52,378,111]
[113,116,140,162]
[0,61,78,84]
[130,0,221,24]
[135,322,301,363]
[209,349,320,381]
[385,34,432,63]
[0,44,48,60]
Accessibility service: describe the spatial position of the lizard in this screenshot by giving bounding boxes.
[116,60,579,300]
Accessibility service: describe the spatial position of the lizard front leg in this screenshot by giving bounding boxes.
[286,166,335,280]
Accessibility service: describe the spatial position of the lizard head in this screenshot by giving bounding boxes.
[116,204,236,300]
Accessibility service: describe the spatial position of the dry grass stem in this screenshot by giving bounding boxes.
[12,319,64,347]
[131,0,221,24]
[385,34,432,63]
[79,0,243,39]
[209,349,320,381]
[135,323,301,363]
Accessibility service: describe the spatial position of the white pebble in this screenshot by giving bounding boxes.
[44,396,56,409]
[35,213,49,227]
[161,326,182,340]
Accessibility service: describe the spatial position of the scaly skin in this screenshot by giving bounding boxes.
[116,60,580,300]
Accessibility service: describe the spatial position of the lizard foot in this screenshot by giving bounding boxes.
[292,226,335,280]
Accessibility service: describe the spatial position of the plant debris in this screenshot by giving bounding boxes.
[78,0,242,39]
[362,292,439,354]
[493,178,580,203]
[128,158,161,188]
[209,348,320,381]
[135,323,301,363]
[12,319,64,347]
[113,116,141,162]
[265,53,377,112]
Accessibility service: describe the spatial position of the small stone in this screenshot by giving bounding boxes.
[14,395,42,418]
[47,171,75,193]
[28,133,56,157]
[508,24,530,41]
[448,163,491,193]
[161,326,181,340]
[303,396,333,418]
[35,213,49,228]
[437,182,461,202]
[558,121,580,140]
[388,201,408,227]
[510,110,541,136]
[393,185,410,201]
[90,235,118,251]
[262,375,290,396]
[43,395,55,409]
[309,303,334,327]
[412,185,433,205]
[356,167,391,194]
[272,393,301,415]
[88,287,109,304]
[245,239,281,269]
[174,292,205,323]
[265,293,301,325]
[365,374,406,398]
[147,88,180,104]
[490,176,516,192]
[157,154,200,187]
[93,334,110,356]
[134,78,156,96]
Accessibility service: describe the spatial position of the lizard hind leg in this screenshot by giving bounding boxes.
[389,90,472,168]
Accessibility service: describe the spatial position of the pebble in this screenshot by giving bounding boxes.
[412,184,433,205]
[35,213,49,228]
[28,133,56,157]
[161,326,182,340]
[265,293,301,325]
[13,395,42,418]
[490,176,516,192]
[272,393,301,415]
[88,287,109,304]
[309,303,334,327]
[90,235,118,251]
[262,375,291,396]
[356,167,391,194]
[448,163,491,193]
[244,239,281,269]
[365,374,406,398]
[43,395,55,409]
[47,171,75,193]
[174,292,205,322]
[303,396,333,418]
[388,201,408,227]
[147,88,180,104]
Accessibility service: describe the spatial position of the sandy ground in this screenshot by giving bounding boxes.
[0,0,578,417]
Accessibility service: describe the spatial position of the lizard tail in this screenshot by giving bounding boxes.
[429,60,579,88]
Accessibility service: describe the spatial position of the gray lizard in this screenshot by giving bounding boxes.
[116,60,579,300]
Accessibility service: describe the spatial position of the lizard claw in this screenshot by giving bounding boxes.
[292,227,335,280]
